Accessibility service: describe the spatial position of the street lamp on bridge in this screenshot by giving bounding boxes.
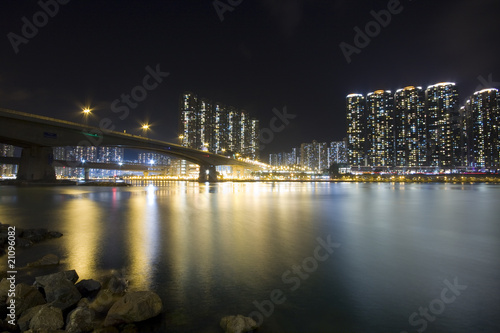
[141,123,150,138]
[82,107,91,126]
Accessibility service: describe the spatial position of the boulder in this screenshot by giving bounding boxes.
[35,270,79,287]
[78,297,91,308]
[29,305,64,330]
[17,304,45,331]
[220,315,259,333]
[104,272,128,294]
[27,254,60,267]
[66,305,96,333]
[35,271,81,311]
[7,283,46,316]
[20,228,49,242]
[90,289,122,314]
[76,279,102,297]
[103,291,163,326]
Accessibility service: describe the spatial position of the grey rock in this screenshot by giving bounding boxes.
[104,291,163,326]
[76,279,102,297]
[78,297,91,308]
[6,283,46,316]
[104,272,128,294]
[35,269,79,287]
[29,304,64,330]
[66,305,96,333]
[17,304,45,331]
[220,315,259,333]
[27,253,60,267]
[90,289,121,314]
[20,228,48,242]
[35,271,81,311]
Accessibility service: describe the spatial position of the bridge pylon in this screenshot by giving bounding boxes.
[199,164,217,182]
[17,146,56,182]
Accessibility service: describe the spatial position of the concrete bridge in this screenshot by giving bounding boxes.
[0,108,260,182]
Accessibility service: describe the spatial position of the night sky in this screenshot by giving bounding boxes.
[1,0,500,154]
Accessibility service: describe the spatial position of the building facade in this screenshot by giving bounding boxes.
[346,94,366,166]
[463,88,499,169]
[394,86,427,167]
[179,92,259,160]
[366,90,394,167]
[425,82,460,168]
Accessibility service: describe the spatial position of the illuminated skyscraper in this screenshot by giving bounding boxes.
[328,141,348,165]
[394,86,427,167]
[366,90,394,167]
[346,94,366,166]
[425,82,460,168]
[464,88,499,169]
[179,92,199,149]
[179,92,259,159]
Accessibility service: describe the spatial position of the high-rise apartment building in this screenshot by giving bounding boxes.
[464,88,499,169]
[179,92,259,159]
[425,82,460,168]
[346,94,366,166]
[328,140,348,165]
[366,90,394,167]
[394,86,427,167]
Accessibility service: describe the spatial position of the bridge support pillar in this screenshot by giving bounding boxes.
[84,168,90,181]
[17,146,56,182]
[199,165,217,182]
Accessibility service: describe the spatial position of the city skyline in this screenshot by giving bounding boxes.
[346,81,500,171]
[1,1,499,153]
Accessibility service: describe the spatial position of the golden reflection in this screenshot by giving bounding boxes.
[63,193,101,279]
[126,185,160,290]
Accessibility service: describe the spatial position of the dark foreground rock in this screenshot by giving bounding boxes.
[29,304,64,330]
[76,279,102,298]
[26,253,60,267]
[7,283,46,316]
[66,302,96,333]
[35,270,81,311]
[0,222,63,256]
[220,315,259,333]
[104,291,163,326]
[4,266,163,332]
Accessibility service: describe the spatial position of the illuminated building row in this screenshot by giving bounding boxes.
[179,92,259,160]
[269,141,348,171]
[347,83,465,168]
[462,88,500,169]
[53,146,124,178]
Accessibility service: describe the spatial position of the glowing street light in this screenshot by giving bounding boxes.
[141,123,150,138]
[82,107,91,125]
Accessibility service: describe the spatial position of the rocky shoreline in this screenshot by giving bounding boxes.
[0,223,259,333]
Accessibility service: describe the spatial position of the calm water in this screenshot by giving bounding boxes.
[1,182,499,332]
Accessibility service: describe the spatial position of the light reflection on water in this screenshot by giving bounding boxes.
[0,182,499,332]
